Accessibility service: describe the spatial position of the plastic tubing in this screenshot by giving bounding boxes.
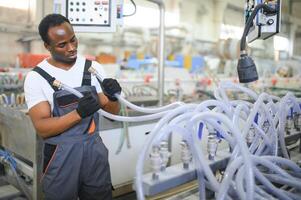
[59,82,171,122]
[135,104,197,200]
[216,81,259,100]
[253,115,274,154]
[213,86,229,102]
[176,124,221,193]
[99,109,169,122]
[263,174,301,190]
[253,168,292,200]
[217,85,279,154]
[135,105,226,199]
[163,110,235,147]
[89,66,184,114]
[135,124,208,200]
[275,93,301,158]
[230,94,268,160]
[252,123,272,148]
[241,93,271,137]
[166,112,235,189]
[276,97,292,158]
[251,156,296,179]
[115,104,127,154]
[254,185,275,200]
[236,169,272,200]
[166,100,235,144]
[223,155,301,200]
[197,170,206,200]
[235,167,246,200]
[195,99,233,117]
[187,112,254,200]
[232,104,275,156]
[263,156,301,173]
[238,93,277,156]
[232,103,250,125]
[217,156,244,200]
[116,94,184,113]
[259,108,278,156]
[60,82,84,98]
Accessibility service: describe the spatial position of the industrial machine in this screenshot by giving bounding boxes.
[53,0,124,32]
[1,0,301,199]
[246,0,281,42]
[237,0,281,83]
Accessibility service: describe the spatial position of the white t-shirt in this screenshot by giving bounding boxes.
[24,55,106,110]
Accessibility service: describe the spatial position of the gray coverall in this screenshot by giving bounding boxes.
[33,60,112,200]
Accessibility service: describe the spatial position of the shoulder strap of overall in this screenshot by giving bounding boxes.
[32,67,59,91]
[81,59,92,86]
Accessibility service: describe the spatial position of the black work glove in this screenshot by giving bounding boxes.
[101,78,122,101]
[76,93,101,118]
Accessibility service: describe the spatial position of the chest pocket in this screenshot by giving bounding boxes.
[52,86,98,117]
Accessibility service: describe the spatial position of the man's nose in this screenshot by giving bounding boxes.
[67,43,76,51]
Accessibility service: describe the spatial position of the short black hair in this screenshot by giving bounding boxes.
[38,14,71,44]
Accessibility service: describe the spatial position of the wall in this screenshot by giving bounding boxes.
[0,6,35,66]
[0,0,301,67]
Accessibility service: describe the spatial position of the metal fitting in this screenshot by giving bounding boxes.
[262,121,270,133]
[52,80,62,89]
[150,146,161,180]
[246,126,255,146]
[285,117,294,134]
[207,135,218,160]
[294,114,301,130]
[88,67,97,75]
[159,141,171,172]
[180,140,192,169]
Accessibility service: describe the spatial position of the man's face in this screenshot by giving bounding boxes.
[45,22,78,64]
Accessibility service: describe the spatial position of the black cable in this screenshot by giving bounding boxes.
[123,0,137,17]
[240,3,277,51]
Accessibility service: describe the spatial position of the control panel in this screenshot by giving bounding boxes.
[245,0,281,42]
[54,0,118,32]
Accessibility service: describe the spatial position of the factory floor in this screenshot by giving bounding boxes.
[113,192,137,200]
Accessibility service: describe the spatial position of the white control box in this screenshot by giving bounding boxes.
[54,0,117,32]
[246,0,281,43]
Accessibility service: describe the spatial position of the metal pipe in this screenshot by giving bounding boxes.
[146,0,165,106]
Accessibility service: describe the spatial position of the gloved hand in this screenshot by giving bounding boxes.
[76,93,101,118]
[101,78,122,101]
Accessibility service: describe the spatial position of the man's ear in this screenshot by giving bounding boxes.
[44,42,51,52]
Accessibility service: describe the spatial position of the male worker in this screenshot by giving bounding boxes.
[24,14,121,200]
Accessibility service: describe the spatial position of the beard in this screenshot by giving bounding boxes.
[52,52,77,64]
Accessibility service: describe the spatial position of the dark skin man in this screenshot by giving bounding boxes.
[28,22,120,138]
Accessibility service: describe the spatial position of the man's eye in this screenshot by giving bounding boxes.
[58,44,65,48]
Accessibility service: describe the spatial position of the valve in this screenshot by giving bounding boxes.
[207,134,218,161]
[149,146,162,180]
[159,141,171,172]
[180,140,192,169]
[262,120,270,133]
[246,126,255,147]
[294,114,301,130]
[285,117,294,135]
